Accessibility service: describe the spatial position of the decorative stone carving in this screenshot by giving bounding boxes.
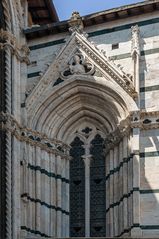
[26,31,136,115]
[69,54,85,74]
[0,112,70,158]
[131,25,140,57]
[69,12,84,33]
[62,52,95,78]
[0,28,30,64]
[130,110,159,129]
[131,25,140,94]
[104,117,131,153]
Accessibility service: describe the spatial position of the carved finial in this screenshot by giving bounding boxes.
[131,25,140,57]
[68,11,84,34]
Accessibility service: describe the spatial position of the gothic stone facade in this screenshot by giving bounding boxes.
[1,0,159,238]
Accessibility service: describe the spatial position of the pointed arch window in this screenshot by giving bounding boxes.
[70,137,85,237]
[69,127,106,237]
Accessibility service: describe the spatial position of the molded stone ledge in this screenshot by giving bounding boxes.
[24,238,156,239]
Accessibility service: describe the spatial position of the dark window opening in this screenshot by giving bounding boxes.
[112,43,119,50]
[70,137,85,237]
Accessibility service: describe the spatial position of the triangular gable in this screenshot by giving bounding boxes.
[26,31,136,111]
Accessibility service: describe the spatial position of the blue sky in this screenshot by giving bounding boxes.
[53,0,143,21]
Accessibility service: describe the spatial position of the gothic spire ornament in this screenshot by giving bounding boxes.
[131,25,140,95]
[68,11,84,33]
[131,25,140,57]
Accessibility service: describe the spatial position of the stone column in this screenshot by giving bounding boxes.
[27,145,33,232]
[105,152,110,237]
[131,128,142,237]
[113,146,119,236]
[12,131,22,239]
[61,156,66,237]
[56,155,62,237]
[44,151,50,236]
[50,153,56,237]
[32,147,36,231]
[35,146,41,232]
[128,134,133,228]
[40,149,47,235]
[109,149,114,237]
[119,141,123,235]
[83,154,91,237]
[123,136,128,232]
[65,157,70,237]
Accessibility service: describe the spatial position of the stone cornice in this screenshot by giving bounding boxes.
[24,0,159,39]
[105,111,159,152]
[131,121,159,130]
[140,110,159,118]
[0,29,30,64]
[1,110,158,159]
[131,110,159,130]
[0,112,70,158]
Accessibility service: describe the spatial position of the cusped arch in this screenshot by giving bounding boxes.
[27,75,138,143]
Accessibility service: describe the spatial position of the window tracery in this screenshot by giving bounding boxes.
[69,126,106,237]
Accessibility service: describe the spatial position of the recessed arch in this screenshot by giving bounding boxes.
[27,76,138,141]
[26,75,138,237]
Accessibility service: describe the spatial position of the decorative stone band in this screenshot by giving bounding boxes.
[106,186,139,214]
[131,110,159,130]
[105,111,159,151]
[0,112,70,158]
[21,194,69,215]
[105,155,133,182]
[140,110,159,117]
[27,163,69,183]
[21,224,159,239]
[118,224,159,237]
[21,226,50,238]
[0,29,30,64]
[1,110,159,158]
